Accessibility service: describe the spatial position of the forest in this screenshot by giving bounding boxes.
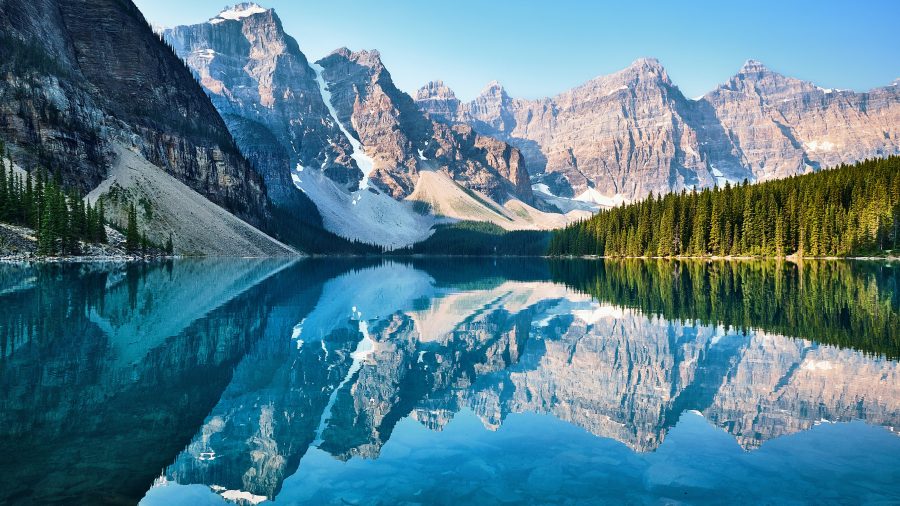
[549,258,900,359]
[0,145,109,256]
[548,157,900,258]
[391,221,550,256]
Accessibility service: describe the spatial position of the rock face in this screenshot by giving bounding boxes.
[417,59,900,201]
[164,6,537,247]
[0,0,271,229]
[163,5,356,222]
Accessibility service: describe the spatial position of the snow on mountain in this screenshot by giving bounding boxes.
[291,165,433,249]
[311,63,376,190]
[418,59,900,202]
[211,3,267,23]
[165,10,561,249]
[574,187,629,208]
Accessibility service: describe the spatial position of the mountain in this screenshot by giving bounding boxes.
[0,0,294,255]
[417,59,900,204]
[164,5,584,248]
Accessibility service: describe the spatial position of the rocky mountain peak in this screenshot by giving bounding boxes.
[631,57,663,70]
[723,58,817,97]
[621,57,670,84]
[738,58,771,76]
[416,80,457,101]
[480,80,508,98]
[328,47,384,71]
[415,81,461,123]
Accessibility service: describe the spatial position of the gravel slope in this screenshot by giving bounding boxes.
[87,144,297,257]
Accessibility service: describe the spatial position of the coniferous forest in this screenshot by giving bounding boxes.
[0,142,108,256]
[549,157,900,258]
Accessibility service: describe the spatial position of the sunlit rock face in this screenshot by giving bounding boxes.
[0,0,270,227]
[164,6,533,214]
[163,6,351,221]
[417,59,900,201]
[150,262,898,501]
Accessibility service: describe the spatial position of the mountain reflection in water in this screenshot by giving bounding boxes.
[0,259,897,505]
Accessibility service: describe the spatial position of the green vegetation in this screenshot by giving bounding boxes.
[550,259,900,359]
[549,157,900,257]
[392,221,550,256]
[0,142,107,256]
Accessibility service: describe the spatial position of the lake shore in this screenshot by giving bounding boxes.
[548,254,900,261]
[0,222,170,263]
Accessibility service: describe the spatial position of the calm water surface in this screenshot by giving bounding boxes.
[0,259,897,505]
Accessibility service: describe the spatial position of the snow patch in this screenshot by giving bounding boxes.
[219,489,268,504]
[212,3,267,22]
[195,48,216,60]
[312,320,377,446]
[531,184,601,214]
[311,63,376,190]
[710,165,730,186]
[291,166,433,249]
[575,187,628,208]
[805,140,836,152]
[802,359,834,371]
[573,304,626,324]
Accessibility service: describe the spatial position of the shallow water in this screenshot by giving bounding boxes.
[0,258,897,505]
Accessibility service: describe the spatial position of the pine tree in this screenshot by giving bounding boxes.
[97,200,108,243]
[0,151,6,222]
[548,157,900,258]
[775,215,785,257]
[126,202,140,253]
[708,192,723,255]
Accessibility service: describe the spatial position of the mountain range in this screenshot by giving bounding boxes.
[418,59,900,205]
[1,1,898,253]
[163,5,574,248]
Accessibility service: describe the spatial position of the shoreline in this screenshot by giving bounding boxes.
[3,253,898,263]
[546,254,900,261]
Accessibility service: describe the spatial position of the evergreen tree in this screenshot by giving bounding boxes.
[548,157,900,258]
[126,202,140,253]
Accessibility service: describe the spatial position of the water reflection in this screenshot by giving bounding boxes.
[0,259,897,505]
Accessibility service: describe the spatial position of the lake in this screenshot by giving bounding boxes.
[0,259,898,505]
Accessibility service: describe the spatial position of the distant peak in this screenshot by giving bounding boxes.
[210,3,269,23]
[417,80,457,100]
[739,59,771,74]
[480,80,507,96]
[328,47,381,63]
[616,57,669,84]
[630,57,663,69]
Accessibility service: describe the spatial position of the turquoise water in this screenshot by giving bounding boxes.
[0,259,898,505]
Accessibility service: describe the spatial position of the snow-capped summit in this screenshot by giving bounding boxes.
[210,3,268,23]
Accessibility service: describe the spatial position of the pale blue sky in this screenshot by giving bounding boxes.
[135,0,900,101]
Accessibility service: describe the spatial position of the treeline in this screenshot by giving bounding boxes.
[0,145,108,256]
[549,157,900,257]
[550,259,900,359]
[391,221,551,256]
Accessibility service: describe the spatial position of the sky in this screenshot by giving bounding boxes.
[134,0,900,101]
